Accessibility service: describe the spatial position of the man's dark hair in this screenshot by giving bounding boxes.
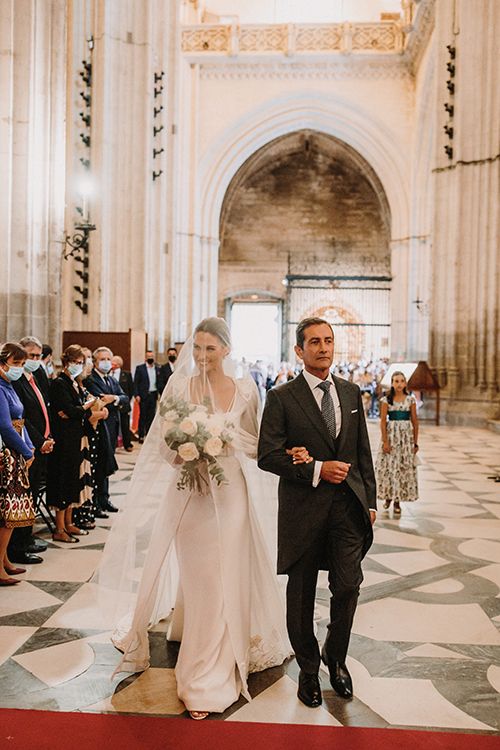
[42,344,53,358]
[296,317,334,348]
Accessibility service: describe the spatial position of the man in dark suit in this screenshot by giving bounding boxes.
[134,350,163,443]
[258,317,376,707]
[9,336,54,564]
[111,355,134,451]
[159,347,178,392]
[84,346,129,513]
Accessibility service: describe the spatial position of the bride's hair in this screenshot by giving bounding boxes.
[194,317,231,349]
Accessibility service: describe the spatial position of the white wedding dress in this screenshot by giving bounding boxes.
[97,372,290,713]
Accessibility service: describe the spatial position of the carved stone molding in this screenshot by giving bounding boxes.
[199,59,411,81]
[403,0,435,73]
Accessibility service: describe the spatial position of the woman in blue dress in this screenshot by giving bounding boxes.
[0,342,36,585]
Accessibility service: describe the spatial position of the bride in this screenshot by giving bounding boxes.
[95,317,297,719]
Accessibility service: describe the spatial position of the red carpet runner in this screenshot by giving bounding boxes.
[1,709,498,750]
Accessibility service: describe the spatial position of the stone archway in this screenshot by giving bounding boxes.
[218,129,391,363]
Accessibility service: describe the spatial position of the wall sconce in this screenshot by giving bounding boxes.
[154,71,165,83]
[80,157,90,169]
[446,44,456,59]
[153,124,164,137]
[446,62,455,77]
[80,92,91,106]
[444,103,454,116]
[152,170,163,181]
[444,145,453,159]
[80,133,91,147]
[153,147,164,158]
[154,86,163,98]
[443,125,454,138]
[79,112,91,126]
[446,80,455,95]
[154,105,163,118]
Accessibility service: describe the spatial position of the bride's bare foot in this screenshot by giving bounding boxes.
[189,710,209,720]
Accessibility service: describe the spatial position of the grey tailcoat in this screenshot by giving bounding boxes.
[258,372,376,574]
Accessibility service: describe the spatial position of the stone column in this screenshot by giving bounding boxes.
[430,0,499,422]
[0,0,67,345]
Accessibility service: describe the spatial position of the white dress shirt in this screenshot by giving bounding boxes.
[147,363,157,392]
[94,368,120,406]
[301,369,342,487]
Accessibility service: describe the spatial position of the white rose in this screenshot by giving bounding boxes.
[162,410,177,422]
[163,420,175,432]
[179,418,197,436]
[191,410,208,425]
[178,442,199,462]
[206,416,224,436]
[204,436,223,457]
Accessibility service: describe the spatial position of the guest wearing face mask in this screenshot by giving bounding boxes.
[111,355,134,452]
[159,347,178,393]
[0,342,36,584]
[46,345,96,543]
[133,350,163,443]
[41,344,55,379]
[8,336,53,563]
[83,347,128,514]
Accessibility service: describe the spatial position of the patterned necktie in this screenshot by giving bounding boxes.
[318,380,337,440]
[104,375,111,389]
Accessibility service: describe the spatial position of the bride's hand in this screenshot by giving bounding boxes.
[286,446,313,464]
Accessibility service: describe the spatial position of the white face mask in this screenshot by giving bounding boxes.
[98,360,112,374]
[24,359,41,373]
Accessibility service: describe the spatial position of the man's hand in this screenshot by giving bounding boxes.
[40,439,55,454]
[320,460,351,484]
[101,394,116,405]
[286,446,313,465]
[370,510,376,526]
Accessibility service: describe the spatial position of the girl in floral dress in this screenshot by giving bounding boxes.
[376,371,419,516]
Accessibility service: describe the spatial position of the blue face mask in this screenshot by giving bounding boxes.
[98,360,112,374]
[24,359,41,373]
[46,362,54,376]
[3,365,24,382]
[68,363,84,378]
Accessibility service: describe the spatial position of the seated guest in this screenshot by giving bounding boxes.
[83,347,128,514]
[111,355,134,451]
[8,336,53,564]
[0,342,36,584]
[46,345,96,543]
[134,350,163,443]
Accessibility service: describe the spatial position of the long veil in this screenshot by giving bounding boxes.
[91,320,289,681]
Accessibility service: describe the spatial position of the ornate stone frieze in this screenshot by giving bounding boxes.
[199,59,411,81]
[403,0,435,73]
[182,21,404,57]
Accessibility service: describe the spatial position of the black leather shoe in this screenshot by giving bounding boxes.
[321,649,353,698]
[94,509,109,519]
[297,670,322,707]
[27,539,48,553]
[103,502,118,513]
[10,552,43,565]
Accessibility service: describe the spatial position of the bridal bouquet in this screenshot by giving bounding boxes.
[159,395,235,493]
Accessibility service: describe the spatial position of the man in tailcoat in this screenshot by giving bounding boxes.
[84,346,129,513]
[258,317,376,707]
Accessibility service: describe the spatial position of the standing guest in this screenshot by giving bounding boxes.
[72,349,110,529]
[0,342,36,584]
[46,345,96,542]
[134,350,163,443]
[111,355,134,452]
[258,318,376,706]
[376,371,419,517]
[158,347,178,393]
[84,347,128,514]
[8,336,53,564]
[40,344,55,379]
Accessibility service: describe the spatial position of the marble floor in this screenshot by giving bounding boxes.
[1,424,499,735]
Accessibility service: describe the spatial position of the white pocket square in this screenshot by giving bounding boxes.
[351,409,358,413]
